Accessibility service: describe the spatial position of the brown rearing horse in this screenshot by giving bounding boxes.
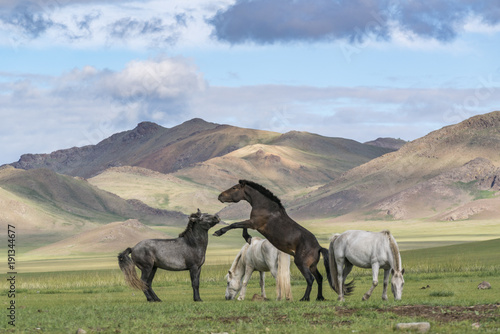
[213,179,334,301]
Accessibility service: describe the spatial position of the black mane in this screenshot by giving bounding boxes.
[240,179,283,208]
[179,212,201,246]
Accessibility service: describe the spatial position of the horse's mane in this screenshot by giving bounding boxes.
[229,243,249,274]
[240,179,283,208]
[179,212,199,245]
[382,230,401,271]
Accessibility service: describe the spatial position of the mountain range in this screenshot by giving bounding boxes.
[2,111,500,256]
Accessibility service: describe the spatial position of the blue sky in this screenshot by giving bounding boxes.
[1,0,500,166]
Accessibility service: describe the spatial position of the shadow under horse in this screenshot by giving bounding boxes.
[214,180,335,301]
[118,209,220,302]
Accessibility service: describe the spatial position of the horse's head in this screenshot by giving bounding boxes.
[197,209,221,230]
[218,180,247,203]
[391,268,405,300]
[225,270,242,300]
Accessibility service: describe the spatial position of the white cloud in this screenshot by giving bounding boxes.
[0,0,232,49]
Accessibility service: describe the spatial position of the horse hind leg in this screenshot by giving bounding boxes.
[147,267,161,302]
[294,258,315,301]
[141,266,161,302]
[310,264,325,301]
[139,266,160,302]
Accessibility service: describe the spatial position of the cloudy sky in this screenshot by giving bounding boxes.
[1,0,500,165]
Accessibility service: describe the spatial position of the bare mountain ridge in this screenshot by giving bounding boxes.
[291,111,500,220]
[0,166,186,231]
[9,118,395,179]
[11,118,220,178]
[364,137,407,150]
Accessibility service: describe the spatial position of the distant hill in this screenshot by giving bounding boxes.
[0,166,186,233]
[87,129,394,216]
[26,219,172,256]
[290,111,500,220]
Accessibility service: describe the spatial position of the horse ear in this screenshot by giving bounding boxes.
[197,208,201,216]
[401,268,405,275]
[239,180,246,187]
[228,270,233,279]
[391,268,395,275]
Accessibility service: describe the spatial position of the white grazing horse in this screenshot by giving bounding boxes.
[225,232,292,301]
[329,230,405,302]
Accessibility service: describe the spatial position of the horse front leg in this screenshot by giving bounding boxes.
[189,266,202,302]
[238,265,254,301]
[382,269,390,301]
[259,271,267,299]
[363,264,379,301]
[213,219,253,237]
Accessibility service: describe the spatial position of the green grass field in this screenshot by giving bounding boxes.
[2,239,499,333]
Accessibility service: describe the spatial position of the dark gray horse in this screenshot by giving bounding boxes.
[118,209,220,302]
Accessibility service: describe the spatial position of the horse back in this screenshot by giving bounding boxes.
[131,237,206,270]
[334,230,393,269]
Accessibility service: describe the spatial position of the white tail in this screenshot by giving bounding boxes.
[276,251,293,301]
[328,234,341,294]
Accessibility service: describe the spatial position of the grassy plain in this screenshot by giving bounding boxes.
[2,239,500,333]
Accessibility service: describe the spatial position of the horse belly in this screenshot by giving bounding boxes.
[247,241,273,272]
[153,244,193,271]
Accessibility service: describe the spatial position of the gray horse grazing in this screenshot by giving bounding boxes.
[118,209,220,302]
[329,230,405,302]
[226,229,292,301]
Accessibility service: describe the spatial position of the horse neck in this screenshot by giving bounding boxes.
[244,187,282,212]
[387,234,402,272]
[183,226,209,247]
[230,247,248,281]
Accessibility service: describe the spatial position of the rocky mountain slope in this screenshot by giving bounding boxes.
[9,118,394,179]
[290,111,500,220]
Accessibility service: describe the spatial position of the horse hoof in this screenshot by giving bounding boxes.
[213,230,223,237]
[316,297,326,301]
[299,297,310,302]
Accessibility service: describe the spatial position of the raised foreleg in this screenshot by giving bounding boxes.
[213,220,254,237]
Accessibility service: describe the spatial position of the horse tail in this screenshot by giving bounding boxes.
[320,247,333,292]
[276,251,293,301]
[242,228,252,244]
[118,248,146,291]
[328,234,355,296]
[328,234,340,294]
